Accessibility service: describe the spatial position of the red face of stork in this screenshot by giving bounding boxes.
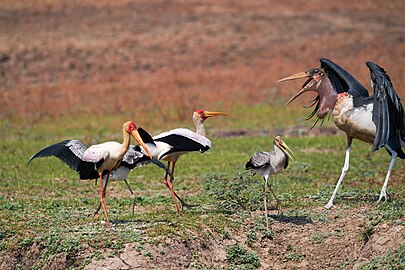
[123,121,152,158]
[194,110,230,122]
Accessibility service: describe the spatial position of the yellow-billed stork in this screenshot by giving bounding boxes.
[28,121,152,229]
[136,110,229,215]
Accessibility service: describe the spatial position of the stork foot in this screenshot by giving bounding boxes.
[376,191,390,204]
[324,202,335,209]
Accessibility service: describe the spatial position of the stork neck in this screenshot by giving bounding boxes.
[317,76,338,118]
[194,118,206,137]
[120,129,131,157]
[274,145,284,156]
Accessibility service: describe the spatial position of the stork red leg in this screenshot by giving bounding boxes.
[169,161,181,216]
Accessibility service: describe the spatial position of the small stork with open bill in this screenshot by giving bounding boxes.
[245,136,294,230]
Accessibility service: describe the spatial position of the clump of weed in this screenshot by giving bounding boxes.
[225,244,260,270]
[246,230,258,247]
[358,243,405,269]
[285,252,306,262]
[204,172,264,213]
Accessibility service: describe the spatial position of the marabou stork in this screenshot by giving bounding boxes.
[245,136,294,230]
[277,59,405,208]
[28,121,152,229]
[136,110,229,215]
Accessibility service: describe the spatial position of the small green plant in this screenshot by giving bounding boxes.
[205,171,264,213]
[246,230,258,247]
[225,244,260,270]
[285,252,306,262]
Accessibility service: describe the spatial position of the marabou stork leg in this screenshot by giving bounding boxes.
[268,181,282,216]
[325,137,352,209]
[377,147,397,203]
[123,179,136,215]
[263,175,270,230]
[99,172,112,230]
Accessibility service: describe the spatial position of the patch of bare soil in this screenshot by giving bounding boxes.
[82,207,403,270]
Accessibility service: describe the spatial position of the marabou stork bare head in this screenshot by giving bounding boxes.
[193,110,230,122]
[274,136,294,160]
[277,67,338,127]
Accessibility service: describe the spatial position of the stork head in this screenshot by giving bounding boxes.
[123,121,152,158]
[193,110,229,122]
[277,68,325,106]
[274,136,294,160]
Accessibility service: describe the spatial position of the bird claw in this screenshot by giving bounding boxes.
[376,191,390,204]
[324,202,334,209]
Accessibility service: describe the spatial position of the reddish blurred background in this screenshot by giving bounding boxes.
[1,0,404,123]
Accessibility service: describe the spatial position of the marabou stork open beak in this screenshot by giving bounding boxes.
[277,71,317,106]
[131,130,153,159]
[203,111,230,118]
[277,139,294,161]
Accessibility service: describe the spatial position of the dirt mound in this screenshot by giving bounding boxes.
[82,208,401,269]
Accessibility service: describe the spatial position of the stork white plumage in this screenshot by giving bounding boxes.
[136,110,229,215]
[28,121,152,230]
[245,136,294,230]
[278,59,405,208]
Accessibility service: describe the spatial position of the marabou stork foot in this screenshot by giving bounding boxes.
[324,202,335,209]
[376,191,390,204]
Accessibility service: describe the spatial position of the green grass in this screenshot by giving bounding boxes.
[1,106,404,268]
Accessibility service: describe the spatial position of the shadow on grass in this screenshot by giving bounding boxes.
[270,214,313,225]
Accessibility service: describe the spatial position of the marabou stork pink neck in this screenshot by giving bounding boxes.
[317,75,338,118]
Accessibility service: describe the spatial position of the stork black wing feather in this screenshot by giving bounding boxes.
[137,127,156,145]
[28,140,98,179]
[367,61,405,158]
[320,58,369,97]
[155,134,210,153]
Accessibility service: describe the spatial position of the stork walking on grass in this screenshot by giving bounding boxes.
[277,59,405,208]
[28,121,152,229]
[245,136,294,230]
[136,110,229,215]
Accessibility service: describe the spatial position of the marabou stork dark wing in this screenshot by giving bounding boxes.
[320,58,369,98]
[366,61,405,158]
[28,140,97,179]
[245,152,270,170]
